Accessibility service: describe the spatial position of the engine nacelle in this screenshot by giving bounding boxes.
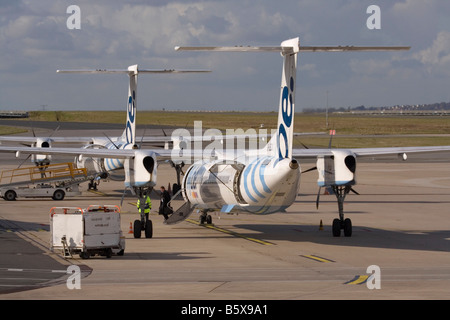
[125,150,157,188]
[31,138,52,165]
[317,150,356,187]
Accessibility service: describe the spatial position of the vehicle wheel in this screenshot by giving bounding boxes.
[133,220,141,238]
[206,214,212,224]
[116,249,124,256]
[4,190,17,201]
[80,251,90,259]
[343,218,352,237]
[332,218,341,237]
[52,189,65,201]
[199,215,206,225]
[145,219,153,238]
[105,248,112,258]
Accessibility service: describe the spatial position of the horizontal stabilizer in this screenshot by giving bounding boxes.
[57,69,211,74]
[175,45,410,55]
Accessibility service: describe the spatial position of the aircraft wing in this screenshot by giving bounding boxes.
[1,132,323,146]
[292,146,450,158]
[0,146,137,159]
[0,136,95,144]
[0,145,206,162]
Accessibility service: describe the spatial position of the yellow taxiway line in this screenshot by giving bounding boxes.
[186,219,275,246]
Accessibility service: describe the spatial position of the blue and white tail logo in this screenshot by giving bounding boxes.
[277,75,295,160]
[275,38,298,160]
[125,89,136,145]
[122,65,138,146]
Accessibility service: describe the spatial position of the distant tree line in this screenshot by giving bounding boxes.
[303,101,450,113]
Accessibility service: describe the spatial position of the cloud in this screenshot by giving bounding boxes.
[1,0,450,111]
[413,31,450,75]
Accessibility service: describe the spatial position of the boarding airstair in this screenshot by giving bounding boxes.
[164,188,196,225]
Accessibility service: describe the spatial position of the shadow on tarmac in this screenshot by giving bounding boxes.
[232,223,450,252]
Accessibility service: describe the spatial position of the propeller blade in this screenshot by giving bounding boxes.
[17,154,32,169]
[300,141,309,149]
[103,133,120,149]
[138,129,147,149]
[302,166,317,174]
[316,187,322,209]
[328,126,336,149]
[48,125,61,138]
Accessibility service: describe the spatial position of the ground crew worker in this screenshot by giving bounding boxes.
[137,191,152,225]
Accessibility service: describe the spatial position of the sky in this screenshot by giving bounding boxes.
[1,0,450,113]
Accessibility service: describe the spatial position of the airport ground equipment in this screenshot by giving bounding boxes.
[0,162,94,200]
[50,205,125,259]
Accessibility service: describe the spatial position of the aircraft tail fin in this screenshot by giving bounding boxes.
[176,39,409,159]
[270,37,299,160]
[57,66,211,147]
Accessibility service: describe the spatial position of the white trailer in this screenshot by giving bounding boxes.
[50,205,125,259]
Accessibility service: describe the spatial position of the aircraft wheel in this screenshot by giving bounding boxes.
[343,218,352,237]
[199,215,206,225]
[145,220,153,238]
[332,219,341,237]
[133,220,142,238]
[206,214,212,225]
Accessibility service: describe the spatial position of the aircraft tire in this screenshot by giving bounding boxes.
[344,218,352,237]
[133,220,141,238]
[206,215,212,224]
[145,220,153,238]
[332,219,341,237]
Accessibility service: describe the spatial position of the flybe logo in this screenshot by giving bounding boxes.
[126,90,136,144]
[278,76,294,160]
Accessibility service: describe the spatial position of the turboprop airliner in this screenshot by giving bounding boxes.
[2,37,450,238]
[164,37,450,236]
[0,65,210,188]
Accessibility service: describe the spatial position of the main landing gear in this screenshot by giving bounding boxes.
[133,215,153,239]
[330,185,355,237]
[199,210,213,225]
[132,187,153,239]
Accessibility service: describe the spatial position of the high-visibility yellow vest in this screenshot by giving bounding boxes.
[137,196,151,214]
